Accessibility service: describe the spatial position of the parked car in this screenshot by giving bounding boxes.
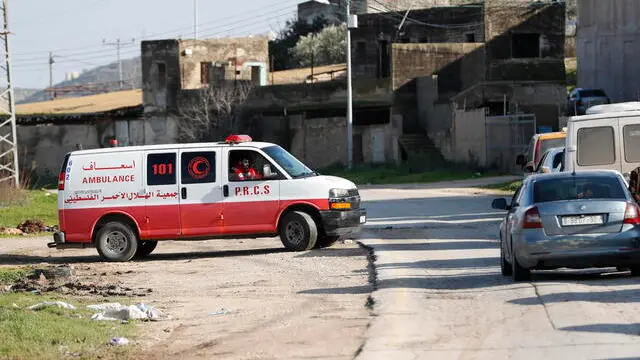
[516,131,566,174]
[492,170,640,281]
[567,88,611,116]
[564,101,640,181]
[533,147,564,175]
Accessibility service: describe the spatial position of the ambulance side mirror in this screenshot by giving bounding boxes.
[263,164,278,179]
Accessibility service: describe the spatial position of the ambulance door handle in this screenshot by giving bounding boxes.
[181,187,187,200]
[223,185,229,197]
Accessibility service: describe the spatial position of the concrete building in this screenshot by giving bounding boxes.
[577,0,640,102]
[297,0,340,25]
[141,37,270,114]
[346,0,567,171]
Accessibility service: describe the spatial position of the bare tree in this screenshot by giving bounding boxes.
[178,82,254,143]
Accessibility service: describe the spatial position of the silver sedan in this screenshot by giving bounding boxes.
[492,170,640,281]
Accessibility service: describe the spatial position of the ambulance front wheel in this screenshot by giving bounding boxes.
[279,211,318,251]
[95,222,139,262]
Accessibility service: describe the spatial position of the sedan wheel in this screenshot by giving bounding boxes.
[511,245,531,282]
[500,240,512,276]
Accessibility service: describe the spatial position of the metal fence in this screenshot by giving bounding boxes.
[485,114,536,173]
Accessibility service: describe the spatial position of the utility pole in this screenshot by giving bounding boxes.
[103,38,135,89]
[346,0,357,169]
[0,0,18,187]
[48,52,55,99]
[193,0,198,40]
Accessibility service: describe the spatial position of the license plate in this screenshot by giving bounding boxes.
[561,215,604,226]
[359,215,366,224]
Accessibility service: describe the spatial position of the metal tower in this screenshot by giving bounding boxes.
[0,0,18,187]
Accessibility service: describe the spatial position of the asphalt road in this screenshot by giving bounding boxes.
[356,179,640,360]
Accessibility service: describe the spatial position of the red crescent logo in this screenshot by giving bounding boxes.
[188,157,210,179]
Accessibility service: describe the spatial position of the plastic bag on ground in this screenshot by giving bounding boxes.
[28,301,76,311]
[89,302,167,321]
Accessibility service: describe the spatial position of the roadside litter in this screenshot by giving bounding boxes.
[88,302,168,321]
[109,337,130,346]
[209,308,232,316]
[28,301,76,311]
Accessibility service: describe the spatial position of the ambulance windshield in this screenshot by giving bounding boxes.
[263,145,316,178]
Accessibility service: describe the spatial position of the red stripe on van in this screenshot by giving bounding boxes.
[59,198,330,243]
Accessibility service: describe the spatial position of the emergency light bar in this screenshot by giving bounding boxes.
[225,134,253,143]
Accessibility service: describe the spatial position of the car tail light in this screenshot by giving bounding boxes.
[624,203,640,225]
[58,172,65,191]
[523,207,543,229]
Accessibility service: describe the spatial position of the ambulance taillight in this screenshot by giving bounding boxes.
[58,154,70,191]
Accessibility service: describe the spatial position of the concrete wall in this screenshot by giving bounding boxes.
[178,38,269,90]
[289,116,401,169]
[358,0,489,14]
[577,0,640,102]
[391,43,484,91]
[17,117,179,178]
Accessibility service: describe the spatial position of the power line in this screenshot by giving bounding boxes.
[103,38,136,89]
[12,0,298,58]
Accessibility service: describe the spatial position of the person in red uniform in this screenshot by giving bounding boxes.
[231,158,262,181]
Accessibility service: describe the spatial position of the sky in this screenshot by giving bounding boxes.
[10,0,300,89]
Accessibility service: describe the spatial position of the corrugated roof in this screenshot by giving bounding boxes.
[16,89,142,116]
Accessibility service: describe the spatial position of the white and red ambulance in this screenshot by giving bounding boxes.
[50,135,367,262]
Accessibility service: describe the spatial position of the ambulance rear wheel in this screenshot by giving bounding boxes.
[135,241,158,258]
[95,222,138,262]
[279,211,318,251]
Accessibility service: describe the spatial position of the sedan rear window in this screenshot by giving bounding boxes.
[533,176,626,203]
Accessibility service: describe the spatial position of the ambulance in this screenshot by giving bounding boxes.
[50,135,367,262]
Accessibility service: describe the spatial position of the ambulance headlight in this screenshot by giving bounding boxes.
[329,188,349,198]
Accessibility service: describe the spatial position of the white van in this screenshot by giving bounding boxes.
[50,135,367,262]
[564,102,640,179]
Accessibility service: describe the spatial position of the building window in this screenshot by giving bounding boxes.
[577,126,615,166]
[356,41,367,61]
[511,33,541,58]
[200,62,211,84]
[465,33,476,42]
[377,40,390,78]
[147,153,176,186]
[157,63,166,88]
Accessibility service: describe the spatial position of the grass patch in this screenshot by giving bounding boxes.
[0,190,57,228]
[0,291,135,360]
[0,266,32,285]
[566,57,577,93]
[482,180,522,193]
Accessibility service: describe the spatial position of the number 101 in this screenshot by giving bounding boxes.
[152,163,173,175]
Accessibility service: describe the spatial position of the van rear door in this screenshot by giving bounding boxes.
[619,116,640,177]
[143,150,181,239]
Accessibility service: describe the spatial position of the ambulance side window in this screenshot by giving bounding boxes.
[181,151,216,184]
[228,150,273,182]
[147,153,176,186]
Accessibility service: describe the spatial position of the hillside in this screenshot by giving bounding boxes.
[20,56,141,104]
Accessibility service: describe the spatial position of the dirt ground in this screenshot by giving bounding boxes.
[0,236,373,360]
